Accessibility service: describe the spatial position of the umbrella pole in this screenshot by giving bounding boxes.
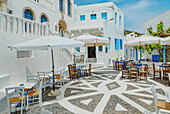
[51,49,55,91]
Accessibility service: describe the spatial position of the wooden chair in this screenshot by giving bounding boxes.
[129,65,138,81]
[153,63,161,79]
[163,64,170,80]
[151,84,170,114]
[68,65,78,81]
[80,55,84,63]
[116,61,121,71]
[121,64,129,78]
[5,86,25,114]
[139,64,148,80]
[84,64,92,76]
[112,60,116,70]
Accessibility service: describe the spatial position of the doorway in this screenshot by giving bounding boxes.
[88,47,96,58]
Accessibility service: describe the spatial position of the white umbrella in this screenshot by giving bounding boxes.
[9,36,85,91]
[74,33,109,65]
[125,35,162,47]
[161,36,170,45]
[75,33,109,47]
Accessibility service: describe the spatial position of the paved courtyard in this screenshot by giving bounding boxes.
[26,67,170,114]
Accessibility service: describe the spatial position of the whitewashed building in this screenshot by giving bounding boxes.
[0,0,124,111]
[69,2,124,65]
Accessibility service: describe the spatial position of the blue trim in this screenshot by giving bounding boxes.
[120,39,122,50]
[119,15,121,27]
[60,0,63,12]
[163,45,166,63]
[99,46,103,52]
[108,37,111,51]
[115,12,117,25]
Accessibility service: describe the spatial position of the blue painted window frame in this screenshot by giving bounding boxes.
[101,12,107,20]
[115,12,117,25]
[99,46,103,52]
[115,38,119,50]
[60,0,64,12]
[130,49,132,57]
[80,15,85,21]
[120,39,122,50]
[91,14,97,20]
[68,0,71,16]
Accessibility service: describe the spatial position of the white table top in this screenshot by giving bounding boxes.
[8,82,36,89]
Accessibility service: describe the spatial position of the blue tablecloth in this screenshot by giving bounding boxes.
[137,63,142,66]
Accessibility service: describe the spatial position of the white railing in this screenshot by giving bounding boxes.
[39,0,54,10]
[0,11,48,36]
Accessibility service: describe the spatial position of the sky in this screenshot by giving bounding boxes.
[74,0,170,33]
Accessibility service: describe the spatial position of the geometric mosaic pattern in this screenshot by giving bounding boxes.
[25,67,170,114]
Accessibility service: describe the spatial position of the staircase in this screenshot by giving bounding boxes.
[48,30,74,67]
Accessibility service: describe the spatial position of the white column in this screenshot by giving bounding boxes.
[41,25,44,36]
[46,23,48,36]
[6,15,10,32]
[34,23,37,36]
[17,18,21,34]
[22,20,25,35]
[38,24,41,36]
[30,22,33,35]
[0,15,4,32]
[12,17,16,34]
[27,21,29,35]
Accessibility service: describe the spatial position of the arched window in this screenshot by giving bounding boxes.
[68,0,72,16]
[41,15,47,23]
[59,0,64,12]
[24,9,33,20]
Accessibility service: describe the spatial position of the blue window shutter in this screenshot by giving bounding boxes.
[108,37,111,51]
[120,39,122,50]
[60,0,63,12]
[126,49,128,56]
[101,12,107,20]
[68,0,71,16]
[115,12,117,25]
[115,38,119,50]
[91,14,97,20]
[119,16,121,27]
[99,46,103,52]
[80,15,85,21]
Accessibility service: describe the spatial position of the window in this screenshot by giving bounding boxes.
[105,46,108,53]
[101,12,107,20]
[24,9,33,32]
[75,47,80,52]
[68,0,72,16]
[115,12,117,25]
[41,15,47,23]
[17,51,33,59]
[115,38,119,50]
[59,0,64,12]
[130,49,132,57]
[119,15,121,27]
[120,39,123,50]
[109,59,111,65]
[108,37,111,51]
[91,14,97,20]
[99,46,103,52]
[80,15,85,21]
